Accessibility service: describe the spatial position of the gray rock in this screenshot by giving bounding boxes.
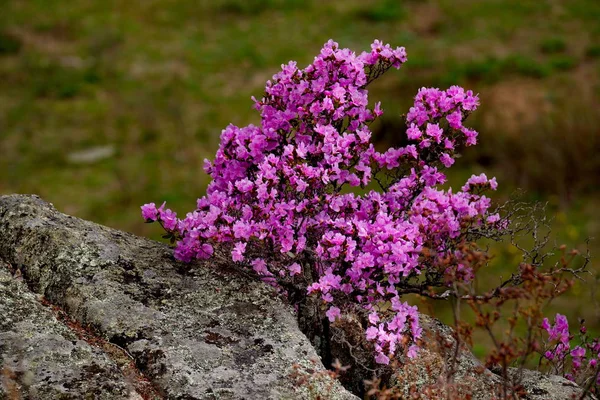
[0,195,356,400]
[328,302,596,399]
[328,312,505,398]
[0,263,143,399]
[509,368,594,400]
[387,314,505,399]
[66,145,115,164]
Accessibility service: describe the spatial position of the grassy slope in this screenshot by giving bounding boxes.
[1,0,598,353]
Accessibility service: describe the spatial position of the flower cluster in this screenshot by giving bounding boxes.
[142,39,501,364]
[542,313,600,384]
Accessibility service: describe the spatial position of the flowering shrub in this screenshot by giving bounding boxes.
[542,314,600,387]
[141,39,597,389]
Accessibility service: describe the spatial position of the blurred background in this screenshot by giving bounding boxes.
[1,0,598,353]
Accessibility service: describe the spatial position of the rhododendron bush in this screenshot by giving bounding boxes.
[142,39,598,391]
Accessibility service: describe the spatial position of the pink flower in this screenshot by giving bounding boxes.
[198,244,213,259]
[571,346,585,358]
[326,306,341,322]
[159,208,178,230]
[288,262,301,276]
[368,312,380,324]
[251,258,270,276]
[375,352,390,365]
[235,179,254,193]
[231,242,247,262]
[462,128,478,146]
[542,318,551,330]
[406,123,422,140]
[446,110,463,129]
[426,123,443,143]
[486,214,500,224]
[440,153,454,168]
[366,326,378,340]
[571,346,586,369]
[407,345,419,359]
[141,203,159,221]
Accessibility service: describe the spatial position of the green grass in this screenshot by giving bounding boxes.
[586,44,600,59]
[0,0,598,355]
[540,37,568,54]
[437,54,556,86]
[357,0,406,22]
[0,30,22,55]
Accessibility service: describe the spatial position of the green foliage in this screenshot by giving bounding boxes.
[539,37,567,54]
[358,0,405,22]
[503,54,551,78]
[23,56,99,99]
[586,44,600,59]
[218,0,306,15]
[548,54,579,71]
[0,31,22,55]
[439,54,552,86]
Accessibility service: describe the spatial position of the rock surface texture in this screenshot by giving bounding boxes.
[0,264,145,400]
[329,311,596,399]
[388,316,594,399]
[0,195,595,400]
[0,195,354,400]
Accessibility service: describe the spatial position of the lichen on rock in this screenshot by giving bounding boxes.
[0,195,355,399]
[0,263,142,399]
